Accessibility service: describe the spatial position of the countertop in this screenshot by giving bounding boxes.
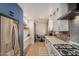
[45,36,79,56]
[45,36,68,45]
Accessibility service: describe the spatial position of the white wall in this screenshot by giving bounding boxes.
[35,19,48,36]
[36,23,47,35]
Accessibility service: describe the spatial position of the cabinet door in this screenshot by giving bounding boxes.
[53,20,69,31]
[59,20,69,31]
[53,20,60,31]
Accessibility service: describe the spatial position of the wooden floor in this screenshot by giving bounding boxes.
[24,42,48,56]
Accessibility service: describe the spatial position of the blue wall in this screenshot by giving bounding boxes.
[0,3,23,56]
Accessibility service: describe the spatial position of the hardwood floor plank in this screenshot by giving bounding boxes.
[24,42,48,56]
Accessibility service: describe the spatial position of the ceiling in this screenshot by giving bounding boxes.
[18,3,56,22]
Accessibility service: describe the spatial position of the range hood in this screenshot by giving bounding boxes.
[74,4,79,13]
[58,4,79,20]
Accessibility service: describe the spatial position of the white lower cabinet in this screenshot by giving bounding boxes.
[45,39,54,56]
[45,38,61,56]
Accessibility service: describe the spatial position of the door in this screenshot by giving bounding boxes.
[0,16,19,56]
[0,16,13,56]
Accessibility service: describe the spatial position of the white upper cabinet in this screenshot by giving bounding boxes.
[53,20,69,31]
[48,3,76,31]
[59,20,69,31]
[53,20,60,31]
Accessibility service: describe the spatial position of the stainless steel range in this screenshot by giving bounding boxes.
[53,44,79,56]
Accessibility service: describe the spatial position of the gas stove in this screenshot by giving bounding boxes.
[53,44,79,56]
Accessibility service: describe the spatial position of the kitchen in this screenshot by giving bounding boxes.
[0,3,79,56]
[20,3,79,56]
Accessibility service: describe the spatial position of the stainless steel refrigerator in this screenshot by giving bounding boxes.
[0,15,20,56]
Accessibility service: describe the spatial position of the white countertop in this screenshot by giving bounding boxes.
[45,36,68,45]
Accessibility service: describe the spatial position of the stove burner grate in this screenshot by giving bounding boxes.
[53,44,79,56]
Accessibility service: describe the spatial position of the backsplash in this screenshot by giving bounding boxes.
[54,31,70,42]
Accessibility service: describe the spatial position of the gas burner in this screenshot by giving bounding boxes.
[72,49,79,55]
[53,44,75,49]
[53,44,79,56]
[58,49,75,56]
